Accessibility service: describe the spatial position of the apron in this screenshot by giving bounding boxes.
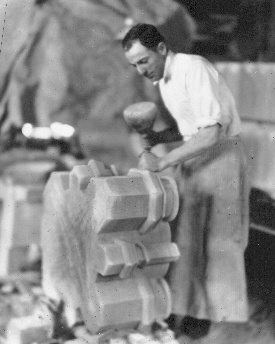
[167,136,250,322]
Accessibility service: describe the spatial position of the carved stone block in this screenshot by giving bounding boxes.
[41,160,180,334]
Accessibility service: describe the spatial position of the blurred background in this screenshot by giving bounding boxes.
[1,0,275,343]
[1,0,275,166]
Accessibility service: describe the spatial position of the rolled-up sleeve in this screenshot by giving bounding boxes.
[185,60,225,129]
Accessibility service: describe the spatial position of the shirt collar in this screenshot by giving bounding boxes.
[153,50,175,86]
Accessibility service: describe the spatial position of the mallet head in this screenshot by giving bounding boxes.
[123,102,158,134]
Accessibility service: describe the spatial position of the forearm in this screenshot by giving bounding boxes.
[158,124,222,171]
[155,126,183,144]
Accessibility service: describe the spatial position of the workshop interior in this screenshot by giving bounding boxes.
[0,1,275,344]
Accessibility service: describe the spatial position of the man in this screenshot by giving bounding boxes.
[122,23,250,336]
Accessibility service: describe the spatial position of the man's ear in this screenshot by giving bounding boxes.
[157,42,167,56]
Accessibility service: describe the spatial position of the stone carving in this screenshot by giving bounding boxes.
[41,159,179,334]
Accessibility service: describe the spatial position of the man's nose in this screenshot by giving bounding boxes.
[137,65,146,76]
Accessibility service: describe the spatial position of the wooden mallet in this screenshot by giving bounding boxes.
[123,101,158,152]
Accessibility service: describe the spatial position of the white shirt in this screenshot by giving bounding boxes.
[157,51,241,140]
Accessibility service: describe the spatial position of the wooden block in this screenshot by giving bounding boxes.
[6,316,51,344]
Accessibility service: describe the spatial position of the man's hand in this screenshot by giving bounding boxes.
[141,129,161,148]
[138,150,160,172]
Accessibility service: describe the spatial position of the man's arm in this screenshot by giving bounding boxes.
[139,124,222,172]
[142,125,183,146]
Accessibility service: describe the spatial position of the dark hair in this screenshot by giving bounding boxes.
[122,23,165,51]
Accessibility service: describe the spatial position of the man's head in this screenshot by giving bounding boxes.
[122,23,168,82]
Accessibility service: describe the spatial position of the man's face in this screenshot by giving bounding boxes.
[124,40,167,82]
